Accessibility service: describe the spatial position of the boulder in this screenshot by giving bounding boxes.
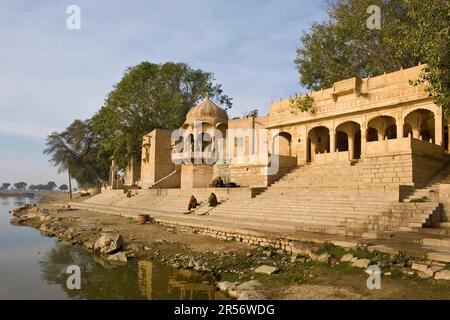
[412,263,443,278]
[217,281,237,292]
[227,280,266,300]
[94,233,123,254]
[340,254,354,262]
[255,265,279,275]
[352,259,370,269]
[418,271,432,279]
[434,270,450,281]
[9,216,25,224]
[411,263,429,273]
[83,240,96,251]
[107,252,128,263]
[316,253,331,263]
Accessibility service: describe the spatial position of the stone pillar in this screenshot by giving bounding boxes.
[447,125,450,152]
[397,117,404,139]
[435,109,443,146]
[361,122,367,158]
[302,133,309,163]
[412,125,420,139]
[330,129,336,153]
[348,135,354,160]
[310,138,316,161]
[377,129,384,141]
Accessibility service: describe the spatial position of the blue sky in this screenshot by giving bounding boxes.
[0,0,327,186]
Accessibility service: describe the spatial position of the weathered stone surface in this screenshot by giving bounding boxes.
[9,216,25,224]
[352,259,370,269]
[312,253,331,263]
[291,243,313,257]
[94,233,123,254]
[418,271,432,279]
[107,252,128,263]
[367,245,399,255]
[422,238,450,249]
[222,280,266,300]
[330,240,358,250]
[255,265,279,275]
[340,254,354,262]
[429,265,444,273]
[427,252,450,263]
[83,240,96,251]
[411,263,429,273]
[434,270,450,281]
[217,281,237,292]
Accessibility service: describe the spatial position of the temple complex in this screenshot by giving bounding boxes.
[77,65,450,261]
[109,65,449,191]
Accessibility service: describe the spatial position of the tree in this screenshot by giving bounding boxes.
[1,183,11,190]
[46,181,57,191]
[92,61,232,168]
[294,0,450,113]
[59,184,69,192]
[401,0,450,114]
[243,109,259,118]
[13,182,27,190]
[44,119,110,190]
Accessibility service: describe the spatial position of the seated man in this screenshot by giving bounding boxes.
[208,193,218,207]
[217,176,224,188]
[211,177,219,188]
[188,195,198,210]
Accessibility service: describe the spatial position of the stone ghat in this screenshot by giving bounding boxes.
[70,201,450,264]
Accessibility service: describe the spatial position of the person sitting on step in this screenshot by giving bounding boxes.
[208,193,218,207]
[188,195,198,210]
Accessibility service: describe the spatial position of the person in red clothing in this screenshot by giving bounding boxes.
[188,195,198,210]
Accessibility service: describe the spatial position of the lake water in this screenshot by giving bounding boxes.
[0,195,221,300]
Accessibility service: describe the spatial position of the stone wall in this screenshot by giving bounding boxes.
[229,165,268,187]
[360,154,414,185]
[412,154,447,188]
[439,184,450,222]
[124,157,141,186]
[141,129,176,189]
[181,164,214,188]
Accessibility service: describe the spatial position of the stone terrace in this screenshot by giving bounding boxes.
[71,159,450,263]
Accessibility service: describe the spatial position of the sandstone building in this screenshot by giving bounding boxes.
[80,65,450,261]
[113,65,449,192]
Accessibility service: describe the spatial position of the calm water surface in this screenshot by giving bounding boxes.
[0,195,221,300]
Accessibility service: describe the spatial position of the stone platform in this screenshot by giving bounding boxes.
[70,161,450,263]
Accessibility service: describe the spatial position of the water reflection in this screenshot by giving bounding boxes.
[138,261,219,300]
[39,243,223,300]
[0,195,223,300]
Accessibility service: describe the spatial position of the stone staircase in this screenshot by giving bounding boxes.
[73,159,446,241]
[404,162,450,203]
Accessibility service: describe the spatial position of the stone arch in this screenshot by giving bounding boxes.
[200,132,213,151]
[403,108,435,142]
[367,127,378,142]
[216,122,227,139]
[186,133,195,152]
[367,115,397,141]
[335,121,361,159]
[403,122,413,138]
[307,126,330,161]
[273,132,292,156]
[336,131,348,151]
